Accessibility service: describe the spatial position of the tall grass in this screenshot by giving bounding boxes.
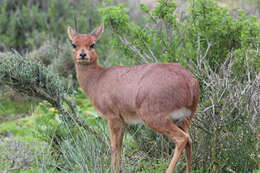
[35,121,110,173]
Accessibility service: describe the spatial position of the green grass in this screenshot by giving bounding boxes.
[0,98,35,123]
[0,114,50,172]
[0,116,36,138]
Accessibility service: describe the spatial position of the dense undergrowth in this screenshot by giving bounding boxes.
[0,0,259,172]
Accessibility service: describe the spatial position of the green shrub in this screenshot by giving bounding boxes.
[100,0,260,71]
[189,0,260,69]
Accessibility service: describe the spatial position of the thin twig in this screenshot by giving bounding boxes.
[118,35,150,64]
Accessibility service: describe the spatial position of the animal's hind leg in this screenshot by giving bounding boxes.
[179,119,192,173]
[140,114,190,173]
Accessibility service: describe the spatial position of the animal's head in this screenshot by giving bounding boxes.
[67,24,104,65]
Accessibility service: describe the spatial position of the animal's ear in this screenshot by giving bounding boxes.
[90,24,104,40]
[67,26,77,40]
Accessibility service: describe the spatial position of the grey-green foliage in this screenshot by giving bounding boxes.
[0,52,68,105]
[0,0,100,51]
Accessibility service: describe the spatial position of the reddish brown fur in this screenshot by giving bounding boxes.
[68,25,200,173]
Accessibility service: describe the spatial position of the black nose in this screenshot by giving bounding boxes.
[79,52,86,59]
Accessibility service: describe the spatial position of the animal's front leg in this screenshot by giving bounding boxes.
[108,118,126,173]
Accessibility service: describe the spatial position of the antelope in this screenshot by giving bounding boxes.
[67,24,200,173]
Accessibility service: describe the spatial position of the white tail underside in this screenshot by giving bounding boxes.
[170,108,192,121]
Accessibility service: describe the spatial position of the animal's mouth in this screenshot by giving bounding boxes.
[76,59,90,65]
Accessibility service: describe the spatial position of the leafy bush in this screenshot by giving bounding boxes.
[189,0,260,69]
[100,0,260,71]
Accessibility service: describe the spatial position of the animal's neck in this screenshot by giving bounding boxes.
[75,62,105,98]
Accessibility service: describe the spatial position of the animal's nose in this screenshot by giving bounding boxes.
[79,52,86,59]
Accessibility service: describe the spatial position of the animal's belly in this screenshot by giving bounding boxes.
[122,113,143,125]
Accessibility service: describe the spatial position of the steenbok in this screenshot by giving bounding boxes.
[67,24,200,173]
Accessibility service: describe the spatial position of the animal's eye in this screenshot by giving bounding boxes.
[72,43,77,49]
[90,43,96,49]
